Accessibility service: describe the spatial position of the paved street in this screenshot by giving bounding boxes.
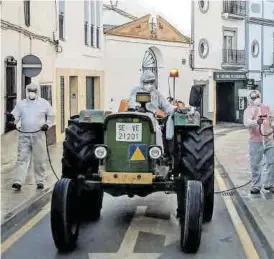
[2,188,247,259]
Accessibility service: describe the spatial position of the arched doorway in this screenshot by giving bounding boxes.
[142,47,158,87]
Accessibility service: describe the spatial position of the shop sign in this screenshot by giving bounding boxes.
[213,72,247,81]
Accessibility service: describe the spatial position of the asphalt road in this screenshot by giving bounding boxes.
[2,185,249,259]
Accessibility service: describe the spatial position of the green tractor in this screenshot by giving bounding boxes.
[50,85,215,254]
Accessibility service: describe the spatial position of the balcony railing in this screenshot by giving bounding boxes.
[222,49,245,66]
[223,1,246,16]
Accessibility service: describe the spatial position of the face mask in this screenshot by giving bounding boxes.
[28,92,37,100]
[144,83,154,92]
[254,98,261,106]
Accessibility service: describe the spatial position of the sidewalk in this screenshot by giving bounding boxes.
[215,127,274,257]
[1,130,62,235]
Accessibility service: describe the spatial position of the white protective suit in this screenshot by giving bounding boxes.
[243,90,274,191]
[11,83,55,186]
[128,70,174,151]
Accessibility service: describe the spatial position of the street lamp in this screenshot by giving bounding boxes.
[169,68,179,105]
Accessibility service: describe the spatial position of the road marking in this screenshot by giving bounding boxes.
[1,203,50,255]
[215,168,260,259]
[89,205,179,258]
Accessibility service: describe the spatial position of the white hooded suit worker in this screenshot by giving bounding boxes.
[128,70,174,151]
[9,83,55,191]
[243,90,274,194]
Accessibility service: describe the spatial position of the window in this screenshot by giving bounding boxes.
[96,1,101,48]
[198,0,209,13]
[251,40,259,58]
[60,76,65,133]
[84,0,89,45]
[41,85,52,105]
[224,30,236,50]
[24,0,30,27]
[59,0,65,40]
[198,39,209,59]
[84,0,101,48]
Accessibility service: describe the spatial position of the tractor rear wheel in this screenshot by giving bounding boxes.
[181,118,214,222]
[62,121,100,179]
[51,178,79,252]
[180,180,203,253]
[79,190,104,222]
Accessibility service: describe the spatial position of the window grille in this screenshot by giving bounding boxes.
[60,76,65,133]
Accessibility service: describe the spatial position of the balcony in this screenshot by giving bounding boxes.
[222,1,246,20]
[222,49,245,69]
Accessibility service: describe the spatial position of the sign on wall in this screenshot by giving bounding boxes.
[22,54,42,77]
[213,72,247,81]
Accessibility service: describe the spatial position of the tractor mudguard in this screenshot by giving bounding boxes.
[174,111,200,127]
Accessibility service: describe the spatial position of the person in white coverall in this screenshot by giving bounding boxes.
[128,70,175,152]
[7,83,55,191]
[243,90,274,194]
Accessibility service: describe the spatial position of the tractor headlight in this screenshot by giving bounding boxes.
[94,146,107,159]
[149,146,162,160]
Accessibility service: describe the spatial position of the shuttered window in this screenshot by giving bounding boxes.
[60,76,65,133]
[40,85,52,105]
[24,0,30,27]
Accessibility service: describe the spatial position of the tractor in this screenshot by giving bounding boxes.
[50,85,215,254]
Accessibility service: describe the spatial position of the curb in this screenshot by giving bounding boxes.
[1,186,53,242]
[215,156,274,259]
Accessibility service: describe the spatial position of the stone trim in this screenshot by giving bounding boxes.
[251,40,260,58]
[198,0,209,14]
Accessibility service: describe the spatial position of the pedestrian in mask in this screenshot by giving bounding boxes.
[243,90,274,194]
[7,83,55,191]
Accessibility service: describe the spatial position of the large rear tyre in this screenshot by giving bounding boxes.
[180,180,204,253]
[50,178,79,252]
[79,189,104,222]
[62,121,101,179]
[181,118,214,222]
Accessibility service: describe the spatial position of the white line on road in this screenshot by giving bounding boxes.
[215,168,260,259]
[89,205,179,259]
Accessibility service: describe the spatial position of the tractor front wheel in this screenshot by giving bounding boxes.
[180,180,204,253]
[50,178,79,252]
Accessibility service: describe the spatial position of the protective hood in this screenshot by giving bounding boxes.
[140,70,156,92]
[248,90,261,107]
[25,83,40,100]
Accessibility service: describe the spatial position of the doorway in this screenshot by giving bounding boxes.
[5,56,17,133]
[21,75,31,99]
[216,82,235,122]
[86,77,95,109]
[69,76,78,117]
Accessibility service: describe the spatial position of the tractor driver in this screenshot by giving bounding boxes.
[128,70,175,152]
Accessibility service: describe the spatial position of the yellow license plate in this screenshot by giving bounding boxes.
[101,172,153,184]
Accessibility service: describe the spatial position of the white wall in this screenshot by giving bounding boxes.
[263,1,274,20]
[56,1,104,70]
[248,24,262,71]
[1,1,57,134]
[104,35,192,111]
[263,74,274,109]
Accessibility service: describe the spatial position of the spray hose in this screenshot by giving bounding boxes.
[15,128,60,181]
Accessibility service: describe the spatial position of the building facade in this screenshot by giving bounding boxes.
[1,0,58,138]
[103,4,192,112]
[55,0,104,142]
[191,0,274,124]
[247,0,274,109]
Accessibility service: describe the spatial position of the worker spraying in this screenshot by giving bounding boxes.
[7,83,55,191]
[243,90,274,194]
